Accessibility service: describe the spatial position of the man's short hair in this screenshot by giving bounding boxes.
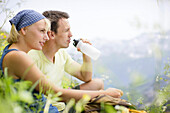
[42,10,69,34]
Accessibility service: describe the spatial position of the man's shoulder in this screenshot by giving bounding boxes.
[55,49,73,62]
[56,49,70,56]
[28,49,42,55]
[57,49,67,53]
[28,50,43,60]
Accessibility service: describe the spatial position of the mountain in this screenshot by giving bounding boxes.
[92,31,169,86]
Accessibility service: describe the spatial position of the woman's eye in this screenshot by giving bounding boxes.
[41,30,45,33]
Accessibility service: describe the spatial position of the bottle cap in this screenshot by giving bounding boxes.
[73,39,80,47]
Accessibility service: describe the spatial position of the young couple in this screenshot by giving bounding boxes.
[0,9,123,112]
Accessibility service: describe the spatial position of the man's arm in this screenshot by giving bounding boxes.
[80,53,92,82]
[65,53,92,82]
[66,39,93,82]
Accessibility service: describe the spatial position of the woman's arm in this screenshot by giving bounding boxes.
[3,50,54,93]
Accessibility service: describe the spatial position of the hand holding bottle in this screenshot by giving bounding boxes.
[73,38,101,60]
[76,38,92,52]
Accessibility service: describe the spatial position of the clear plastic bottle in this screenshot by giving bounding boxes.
[73,39,101,60]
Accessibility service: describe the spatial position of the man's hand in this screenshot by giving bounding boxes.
[104,88,123,98]
[77,38,92,52]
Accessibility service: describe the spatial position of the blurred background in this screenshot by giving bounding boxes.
[0,0,170,109]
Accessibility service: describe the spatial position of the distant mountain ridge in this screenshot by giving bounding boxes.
[92,31,170,87]
[94,31,170,58]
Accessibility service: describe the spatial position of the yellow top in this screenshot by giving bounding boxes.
[28,49,74,88]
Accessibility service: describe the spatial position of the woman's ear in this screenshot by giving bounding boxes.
[20,27,27,35]
[47,31,55,39]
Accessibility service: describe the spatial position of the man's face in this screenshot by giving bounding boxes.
[54,18,72,48]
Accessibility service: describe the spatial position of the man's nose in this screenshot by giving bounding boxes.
[69,31,73,38]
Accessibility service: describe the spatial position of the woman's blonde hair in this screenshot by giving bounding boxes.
[7,18,50,44]
[44,18,51,32]
[7,24,20,44]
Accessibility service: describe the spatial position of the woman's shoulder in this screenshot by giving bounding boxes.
[6,50,28,58]
[4,50,33,64]
[3,50,37,76]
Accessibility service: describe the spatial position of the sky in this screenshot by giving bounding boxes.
[1,0,170,41]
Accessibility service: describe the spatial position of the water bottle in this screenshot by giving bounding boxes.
[73,39,101,60]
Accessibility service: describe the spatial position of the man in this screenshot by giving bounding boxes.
[28,10,104,90]
[28,10,123,112]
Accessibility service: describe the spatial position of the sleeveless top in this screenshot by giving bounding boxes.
[0,44,59,113]
[0,44,18,75]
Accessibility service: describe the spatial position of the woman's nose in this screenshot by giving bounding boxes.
[44,33,49,41]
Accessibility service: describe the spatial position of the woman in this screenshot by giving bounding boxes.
[0,9,123,112]
[0,9,58,113]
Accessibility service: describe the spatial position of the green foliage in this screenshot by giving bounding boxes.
[62,74,79,89]
[0,68,34,113]
[102,104,117,113]
[0,31,8,57]
[0,67,62,113]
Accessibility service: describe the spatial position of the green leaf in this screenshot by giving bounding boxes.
[22,63,34,80]
[29,79,40,93]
